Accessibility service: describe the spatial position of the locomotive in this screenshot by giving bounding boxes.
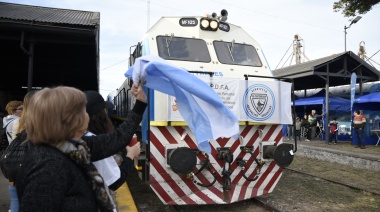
[109,10,296,205]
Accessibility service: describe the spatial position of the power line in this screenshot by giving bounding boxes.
[209,0,341,32]
[139,0,190,14]
[276,43,293,69]
[103,1,378,72]
[351,49,380,72]
[101,59,128,71]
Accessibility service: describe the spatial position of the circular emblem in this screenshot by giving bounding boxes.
[243,84,275,121]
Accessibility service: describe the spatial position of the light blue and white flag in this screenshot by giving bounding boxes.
[350,73,357,111]
[125,55,239,153]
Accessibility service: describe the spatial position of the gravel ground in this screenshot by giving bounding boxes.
[128,150,380,212]
[260,155,380,212]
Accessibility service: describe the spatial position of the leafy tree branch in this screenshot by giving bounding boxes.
[333,0,380,17]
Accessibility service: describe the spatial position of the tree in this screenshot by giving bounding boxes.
[333,0,380,17]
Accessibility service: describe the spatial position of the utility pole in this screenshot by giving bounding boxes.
[147,0,150,31]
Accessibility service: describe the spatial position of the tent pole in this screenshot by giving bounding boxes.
[325,64,330,142]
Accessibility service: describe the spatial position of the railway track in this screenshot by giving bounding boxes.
[127,155,380,211]
[162,198,281,212]
[286,167,380,196]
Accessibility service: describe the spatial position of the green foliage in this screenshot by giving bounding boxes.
[333,0,380,17]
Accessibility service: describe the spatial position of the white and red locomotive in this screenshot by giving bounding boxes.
[109,10,296,205]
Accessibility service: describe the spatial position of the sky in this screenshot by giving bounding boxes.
[4,0,380,98]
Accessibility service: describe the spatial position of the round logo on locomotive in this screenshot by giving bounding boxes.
[243,84,275,121]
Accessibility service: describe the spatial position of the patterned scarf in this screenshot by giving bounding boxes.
[54,139,116,212]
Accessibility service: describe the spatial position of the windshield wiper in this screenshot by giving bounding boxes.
[227,39,235,62]
[166,33,174,56]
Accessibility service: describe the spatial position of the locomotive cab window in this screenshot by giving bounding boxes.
[156,36,211,62]
[213,41,262,67]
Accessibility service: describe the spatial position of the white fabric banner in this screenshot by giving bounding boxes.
[199,76,240,117]
[167,76,292,124]
[239,80,292,124]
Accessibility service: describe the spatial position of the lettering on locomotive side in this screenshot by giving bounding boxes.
[210,84,229,90]
[179,18,198,27]
[213,72,223,76]
[191,71,223,77]
[218,22,230,32]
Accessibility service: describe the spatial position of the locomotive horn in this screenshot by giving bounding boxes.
[220,9,228,22]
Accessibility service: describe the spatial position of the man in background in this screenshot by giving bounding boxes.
[310,110,323,139]
[353,110,366,149]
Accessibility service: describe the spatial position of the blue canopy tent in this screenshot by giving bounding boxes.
[293,92,351,141]
[353,92,380,111]
[294,96,351,111]
[352,92,380,145]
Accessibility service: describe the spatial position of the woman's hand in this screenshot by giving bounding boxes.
[131,83,147,103]
[126,142,140,160]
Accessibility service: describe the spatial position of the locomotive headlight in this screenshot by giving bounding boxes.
[210,20,218,29]
[201,19,210,28]
[200,18,218,31]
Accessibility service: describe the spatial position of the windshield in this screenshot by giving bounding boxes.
[213,41,262,66]
[156,36,211,62]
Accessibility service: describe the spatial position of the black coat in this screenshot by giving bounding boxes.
[16,101,146,212]
[301,118,310,128]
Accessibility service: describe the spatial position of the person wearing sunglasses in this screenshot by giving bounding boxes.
[3,100,23,212]
[3,100,23,143]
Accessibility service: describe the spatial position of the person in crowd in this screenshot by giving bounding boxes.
[16,85,147,211]
[295,116,301,141]
[0,107,6,152]
[286,111,295,140]
[16,91,37,135]
[4,91,37,212]
[3,101,23,142]
[303,114,313,142]
[299,114,308,141]
[84,90,141,211]
[353,110,366,149]
[310,110,323,139]
[3,100,23,212]
[328,118,338,145]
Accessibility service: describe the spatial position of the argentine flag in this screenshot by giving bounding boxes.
[125,55,239,153]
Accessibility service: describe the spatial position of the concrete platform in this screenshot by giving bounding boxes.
[284,138,380,171]
[0,170,10,212]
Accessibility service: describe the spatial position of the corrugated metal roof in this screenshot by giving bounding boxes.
[273,51,379,78]
[272,51,380,91]
[272,52,346,77]
[0,2,99,26]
